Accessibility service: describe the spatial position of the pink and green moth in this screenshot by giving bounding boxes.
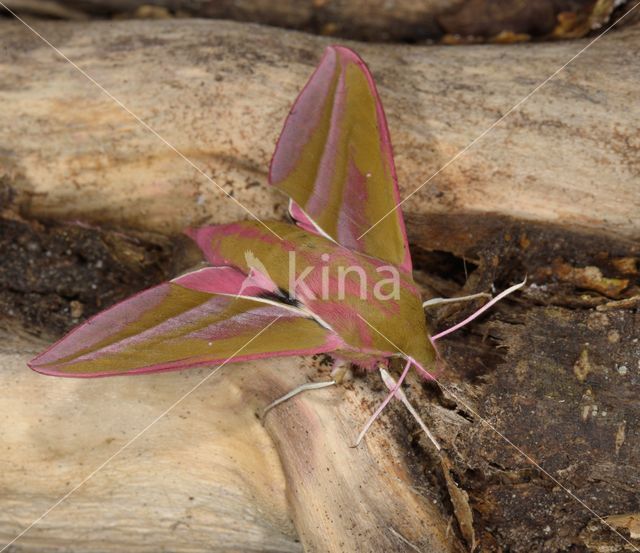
[28,46,520,443]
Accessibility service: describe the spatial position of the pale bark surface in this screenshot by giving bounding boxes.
[0,330,456,552]
[1,17,639,553]
[0,333,301,553]
[1,19,638,240]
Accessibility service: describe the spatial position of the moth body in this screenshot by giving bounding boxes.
[189,220,435,371]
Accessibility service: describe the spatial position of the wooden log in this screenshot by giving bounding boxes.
[1,18,638,241]
[1,17,639,553]
[0,333,302,553]
[3,0,634,41]
[0,330,457,552]
[2,211,638,552]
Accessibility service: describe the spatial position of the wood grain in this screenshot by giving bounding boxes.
[1,19,638,242]
[0,332,458,552]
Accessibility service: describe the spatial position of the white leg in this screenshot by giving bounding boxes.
[380,368,441,451]
[422,291,491,308]
[261,380,336,420]
[352,358,412,447]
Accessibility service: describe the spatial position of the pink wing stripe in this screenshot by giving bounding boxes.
[269,48,336,185]
[173,266,267,297]
[184,224,284,267]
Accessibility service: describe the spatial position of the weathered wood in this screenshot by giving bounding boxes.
[407,212,640,552]
[1,18,638,242]
[2,210,638,552]
[0,330,458,552]
[0,333,301,553]
[3,0,633,41]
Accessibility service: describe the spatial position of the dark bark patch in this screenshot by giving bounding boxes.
[405,212,640,551]
[0,191,195,337]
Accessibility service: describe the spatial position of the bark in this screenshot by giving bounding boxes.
[2,0,637,41]
[1,19,639,241]
[1,17,639,553]
[0,329,457,552]
[406,213,640,552]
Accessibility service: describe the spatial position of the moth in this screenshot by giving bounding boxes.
[29,46,520,443]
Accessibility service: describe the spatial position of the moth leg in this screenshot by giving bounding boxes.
[422,291,491,308]
[261,380,336,421]
[379,368,441,451]
[351,357,412,447]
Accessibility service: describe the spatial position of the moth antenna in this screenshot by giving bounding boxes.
[351,357,412,447]
[380,367,441,451]
[430,278,527,342]
[260,380,336,421]
[423,291,491,308]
